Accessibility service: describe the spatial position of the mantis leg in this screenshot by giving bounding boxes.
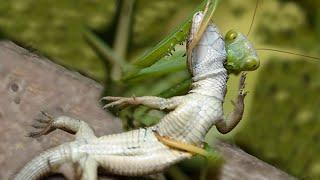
[216,73,247,134]
[29,112,96,140]
[154,132,218,159]
[187,0,217,52]
[102,96,184,110]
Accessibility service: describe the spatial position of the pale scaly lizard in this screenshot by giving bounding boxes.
[15,10,259,180]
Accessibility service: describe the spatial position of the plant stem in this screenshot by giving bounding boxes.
[113,0,135,59]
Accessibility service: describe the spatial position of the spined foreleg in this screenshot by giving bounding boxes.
[154,132,219,161]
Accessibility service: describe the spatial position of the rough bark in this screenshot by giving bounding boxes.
[0,41,295,180]
[214,141,295,180]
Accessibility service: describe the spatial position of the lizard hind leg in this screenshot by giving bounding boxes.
[78,156,98,180]
[29,112,96,140]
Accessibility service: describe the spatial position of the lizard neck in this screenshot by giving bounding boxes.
[154,67,228,145]
[189,68,228,101]
[154,93,224,146]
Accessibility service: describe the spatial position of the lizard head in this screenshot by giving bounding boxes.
[224,29,260,74]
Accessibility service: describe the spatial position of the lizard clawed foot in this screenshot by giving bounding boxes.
[101,96,137,109]
[28,111,56,138]
[238,72,248,96]
[231,73,248,110]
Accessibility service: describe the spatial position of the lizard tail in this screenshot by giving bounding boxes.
[14,144,73,180]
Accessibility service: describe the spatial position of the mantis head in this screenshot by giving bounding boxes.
[224,29,260,74]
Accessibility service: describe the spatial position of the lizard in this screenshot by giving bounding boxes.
[15,9,259,180]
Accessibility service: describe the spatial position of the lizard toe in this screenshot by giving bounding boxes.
[28,111,55,138]
[100,96,122,102]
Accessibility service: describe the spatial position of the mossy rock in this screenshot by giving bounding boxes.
[236,59,320,179]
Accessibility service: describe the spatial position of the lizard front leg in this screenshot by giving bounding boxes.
[216,73,247,134]
[102,96,184,110]
[155,74,246,156]
[29,112,96,140]
[20,113,98,180]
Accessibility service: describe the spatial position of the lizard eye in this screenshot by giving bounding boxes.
[225,30,238,41]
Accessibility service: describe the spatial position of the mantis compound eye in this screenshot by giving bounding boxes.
[225,30,238,41]
[244,57,260,71]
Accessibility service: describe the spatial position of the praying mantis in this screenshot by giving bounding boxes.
[85,0,261,129]
[96,0,319,129]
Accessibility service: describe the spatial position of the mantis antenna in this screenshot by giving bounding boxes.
[247,0,259,37]
[256,48,320,62]
[246,0,320,62]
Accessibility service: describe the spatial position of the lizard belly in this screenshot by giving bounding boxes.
[155,94,223,145]
[79,128,191,176]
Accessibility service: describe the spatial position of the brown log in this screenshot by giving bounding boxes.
[0,41,295,180]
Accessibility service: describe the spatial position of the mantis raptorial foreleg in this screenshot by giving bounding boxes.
[187,0,219,53]
[124,0,219,80]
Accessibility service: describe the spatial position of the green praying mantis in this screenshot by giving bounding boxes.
[130,0,259,75]
[86,0,257,76]
[85,0,319,129]
[97,0,258,129]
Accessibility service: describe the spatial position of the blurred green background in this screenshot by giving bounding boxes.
[1,0,319,179]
